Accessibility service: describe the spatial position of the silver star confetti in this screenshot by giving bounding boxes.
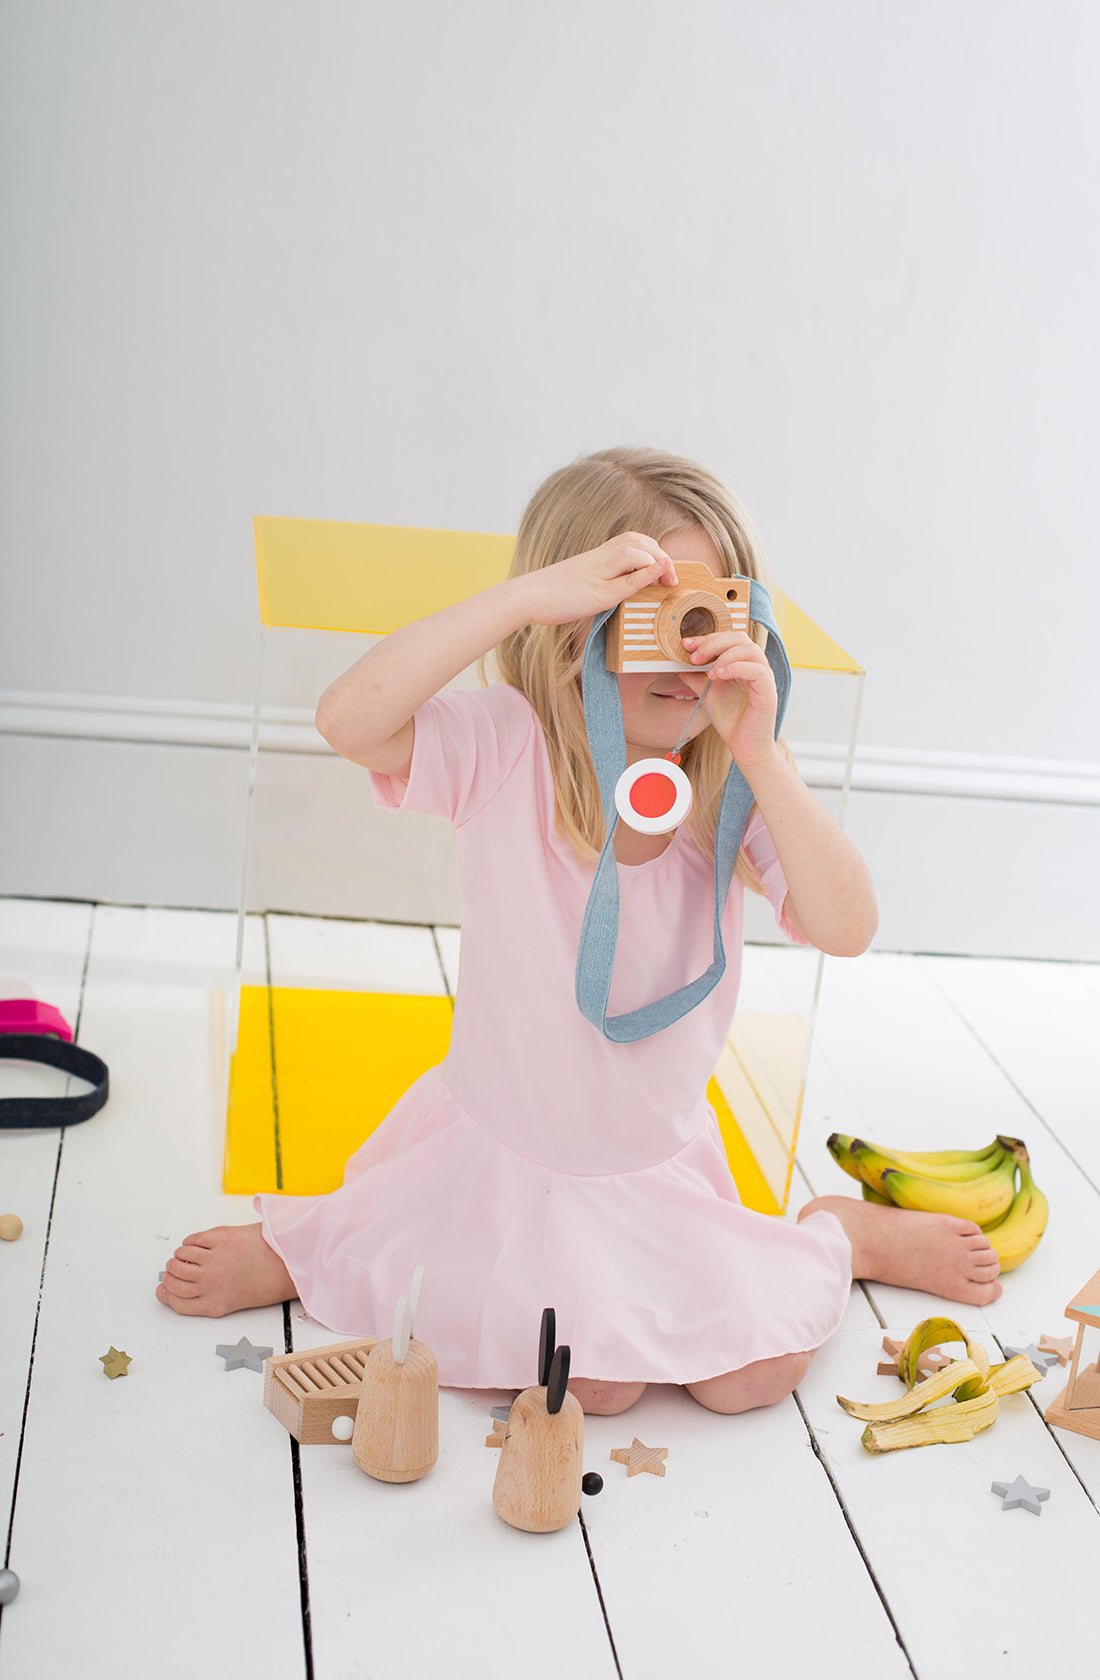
[215,1337,273,1373]
[991,1475,1050,1516]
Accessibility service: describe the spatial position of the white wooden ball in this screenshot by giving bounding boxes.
[331,1415,355,1441]
[0,1568,19,1605]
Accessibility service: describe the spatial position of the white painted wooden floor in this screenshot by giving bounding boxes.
[2,896,1099,1680]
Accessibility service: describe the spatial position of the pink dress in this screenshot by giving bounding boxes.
[256,684,851,1388]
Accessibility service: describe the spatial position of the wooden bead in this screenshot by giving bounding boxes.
[492,1385,584,1533]
[352,1338,439,1483]
[0,1214,23,1242]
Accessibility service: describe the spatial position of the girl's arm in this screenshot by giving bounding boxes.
[681,628,877,958]
[316,579,534,775]
[739,750,878,958]
[316,533,678,775]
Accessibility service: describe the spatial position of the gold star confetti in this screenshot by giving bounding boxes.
[1039,1334,1074,1367]
[99,1346,132,1379]
[610,1436,668,1477]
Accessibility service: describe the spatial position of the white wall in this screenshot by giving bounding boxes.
[2,2,1098,954]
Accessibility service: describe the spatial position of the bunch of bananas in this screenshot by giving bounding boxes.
[826,1131,1048,1272]
[838,1317,1042,1452]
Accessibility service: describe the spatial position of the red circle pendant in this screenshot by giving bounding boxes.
[628,772,678,819]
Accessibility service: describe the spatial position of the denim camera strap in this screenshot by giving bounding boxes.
[575,578,791,1043]
[0,1034,110,1129]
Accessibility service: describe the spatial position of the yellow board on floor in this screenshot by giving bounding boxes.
[224,987,454,1197]
[224,985,783,1215]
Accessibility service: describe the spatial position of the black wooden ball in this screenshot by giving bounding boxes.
[581,1472,604,1496]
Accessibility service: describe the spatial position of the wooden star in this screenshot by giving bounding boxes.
[99,1346,132,1379]
[485,1419,507,1449]
[1039,1334,1074,1367]
[876,1336,904,1375]
[610,1437,668,1477]
[877,1336,951,1380]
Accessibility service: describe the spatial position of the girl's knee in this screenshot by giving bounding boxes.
[686,1349,813,1415]
[567,1378,647,1416]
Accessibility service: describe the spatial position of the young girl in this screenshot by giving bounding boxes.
[157,448,1001,1417]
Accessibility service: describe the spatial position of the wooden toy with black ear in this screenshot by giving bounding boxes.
[352,1264,439,1483]
[493,1307,584,1533]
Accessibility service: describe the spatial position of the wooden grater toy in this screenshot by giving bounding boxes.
[263,1338,378,1444]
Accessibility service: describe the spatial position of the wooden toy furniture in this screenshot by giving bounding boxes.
[263,1337,378,1444]
[353,1277,439,1484]
[226,517,864,1218]
[1044,1269,1100,1441]
[493,1309,584,1534]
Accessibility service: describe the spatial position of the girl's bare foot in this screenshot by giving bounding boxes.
[155,1222,297,1318]
[798,1196,1003,1306]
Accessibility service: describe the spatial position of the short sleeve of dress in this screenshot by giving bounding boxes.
[741,808,810,946]
[368,684,537,827]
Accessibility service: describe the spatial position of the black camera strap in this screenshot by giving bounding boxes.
[0,1034,110,1129]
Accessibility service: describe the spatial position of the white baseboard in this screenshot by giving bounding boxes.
[2,690,1098,959]
[5,688,1099,804]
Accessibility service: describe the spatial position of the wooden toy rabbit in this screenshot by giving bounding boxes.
[492,1308,584,1532]
[352,1265,439,1483]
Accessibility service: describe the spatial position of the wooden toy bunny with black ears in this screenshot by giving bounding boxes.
[492,1308,584,1532]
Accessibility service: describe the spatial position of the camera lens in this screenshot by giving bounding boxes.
[680,606,716,640]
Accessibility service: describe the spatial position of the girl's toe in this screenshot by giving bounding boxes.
[161,1273,201,1298]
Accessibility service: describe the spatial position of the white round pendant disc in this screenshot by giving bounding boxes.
[614,758,693,835]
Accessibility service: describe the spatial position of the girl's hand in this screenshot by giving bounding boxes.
[521,533,678,627]
[680,630,779,773]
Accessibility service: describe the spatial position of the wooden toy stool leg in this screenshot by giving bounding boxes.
[1063,1324,1086,1408]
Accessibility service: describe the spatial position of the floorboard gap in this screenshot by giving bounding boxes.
[2,902,95,1588]
[264,917,284,1192]
[919,956,1100,1198]
[577,1510,624,1679]
[285,1302,315,1680]
[791,1390,918,1680]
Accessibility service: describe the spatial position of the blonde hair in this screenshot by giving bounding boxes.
[484,447,783,889]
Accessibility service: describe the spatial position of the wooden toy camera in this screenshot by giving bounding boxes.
[492,1308,584,1534]
[605,562,751,675]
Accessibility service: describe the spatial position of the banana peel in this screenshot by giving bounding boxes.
[838,1317,1041,1453]
[900,1316,990,1400]
[862,1388,1000,1453]
[837,1357,983,1422]
[987,1354,1044,1397]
